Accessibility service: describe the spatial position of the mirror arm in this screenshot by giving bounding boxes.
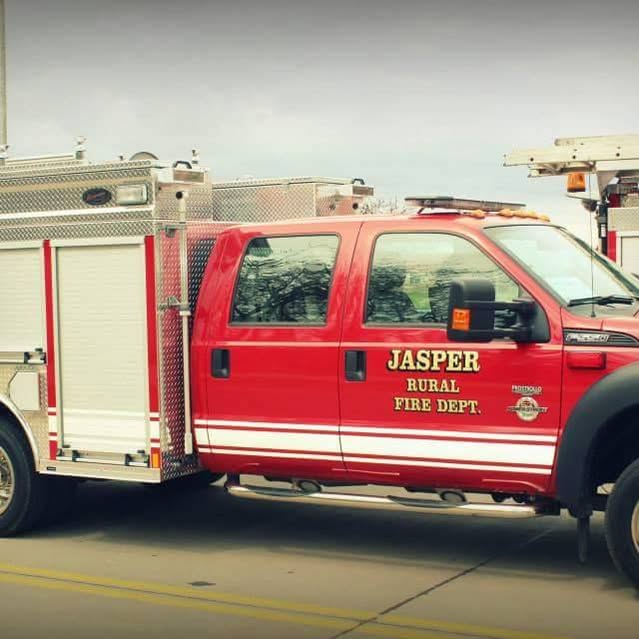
[463,299,536,343]
[493,326,533,342]
[465,299,536,316]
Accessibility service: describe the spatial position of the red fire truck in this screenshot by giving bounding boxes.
[4,148,639,589]
[505,135,639,271]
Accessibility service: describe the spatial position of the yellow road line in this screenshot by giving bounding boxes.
[381,616,570,639]
[0,563,573,639]
[0,561,370,621]
[0,574,352,632]
[0,572,456,639]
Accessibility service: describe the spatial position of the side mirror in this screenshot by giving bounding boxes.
[447,278,536,343]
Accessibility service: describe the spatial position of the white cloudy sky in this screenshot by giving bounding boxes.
[4,0,639,237]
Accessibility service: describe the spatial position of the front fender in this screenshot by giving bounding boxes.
[556,361,639,517]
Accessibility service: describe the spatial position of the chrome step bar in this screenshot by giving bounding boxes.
[225,481,546,519]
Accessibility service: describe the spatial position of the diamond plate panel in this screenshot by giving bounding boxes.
[156,223,229,482]
[0,220,156,243]
[210,177,372,222]
[609,207,639,232]
[156,180,215,221]
[154,181,223,479]
[0,364,47,465]
[0,165,155,214]
[622,193,639,208]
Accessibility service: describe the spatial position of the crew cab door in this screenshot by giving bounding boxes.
[194,223,359,477]
[338,221,563,494]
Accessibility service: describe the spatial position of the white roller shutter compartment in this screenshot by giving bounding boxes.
[0,247,44,352]
[55,242,149,455]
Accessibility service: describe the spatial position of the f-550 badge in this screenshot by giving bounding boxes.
[508,396,548,422]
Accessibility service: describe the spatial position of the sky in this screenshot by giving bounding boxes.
[3,0,639,238]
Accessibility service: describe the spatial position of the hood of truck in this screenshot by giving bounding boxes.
[600,315,639,339]
[562,306,639,334]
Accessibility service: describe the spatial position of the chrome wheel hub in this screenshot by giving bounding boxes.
[0,446,15,515]
[632,501,639,554]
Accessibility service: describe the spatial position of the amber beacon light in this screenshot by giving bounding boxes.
[567,172,587,193]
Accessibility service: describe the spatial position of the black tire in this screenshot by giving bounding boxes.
[183,470,225,489]
[604,457,639,588]
[146,470,225,493]
[0,419,49,536]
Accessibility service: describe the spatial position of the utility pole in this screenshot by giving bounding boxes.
[0,0,6,148]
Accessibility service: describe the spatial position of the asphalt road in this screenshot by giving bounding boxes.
[0,479,638,639]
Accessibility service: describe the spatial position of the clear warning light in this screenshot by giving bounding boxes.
[116,184,149,205]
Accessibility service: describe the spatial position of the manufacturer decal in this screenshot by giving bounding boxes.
[512,384,542,396]
[508,396,548,422]
[82,187,112,206]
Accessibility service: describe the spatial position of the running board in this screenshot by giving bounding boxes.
[225,482,546,519]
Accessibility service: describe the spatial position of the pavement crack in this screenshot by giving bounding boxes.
[327,525,556,639]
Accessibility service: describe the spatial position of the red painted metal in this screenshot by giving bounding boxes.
[607,193,621,261]
[566,351,606,370]
[145,236,160,415]
[338,218,562,494]
[144,236,161,465]
[192,221,361,477]
[43,240,58,460]
[608,230,617,262]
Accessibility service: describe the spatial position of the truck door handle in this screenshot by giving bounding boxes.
[345,350,366,381]
[211,349,230,378]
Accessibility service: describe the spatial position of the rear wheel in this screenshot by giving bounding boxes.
[0,420,48,536]
[604,458,639,588]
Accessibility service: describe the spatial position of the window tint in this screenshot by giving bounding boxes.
[366,233,520,325]
[232,235,339,324]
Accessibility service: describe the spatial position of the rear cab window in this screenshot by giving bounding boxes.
[232,234,340,325]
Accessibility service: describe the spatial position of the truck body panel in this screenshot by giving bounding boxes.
[0,152,368,483]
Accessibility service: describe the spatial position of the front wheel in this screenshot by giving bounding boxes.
[604,457,639,588]
[0,420,48,536]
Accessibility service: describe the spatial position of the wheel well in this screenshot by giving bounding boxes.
[0,401,38,465]
[589,406,639,491]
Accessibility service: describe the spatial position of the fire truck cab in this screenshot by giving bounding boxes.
[191,196,639,588]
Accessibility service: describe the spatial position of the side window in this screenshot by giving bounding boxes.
[366,233,520,325]
[232,234,340,324]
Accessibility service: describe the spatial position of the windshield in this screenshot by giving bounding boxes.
[485,225,639,307]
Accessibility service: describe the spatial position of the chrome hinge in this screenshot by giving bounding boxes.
[162,221,186,238]
[159,296,191,316]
